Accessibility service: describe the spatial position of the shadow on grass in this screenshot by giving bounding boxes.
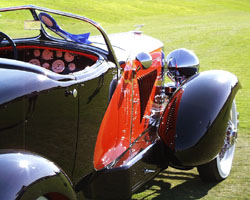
[132,170,218,200]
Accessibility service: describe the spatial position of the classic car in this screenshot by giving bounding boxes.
[0,5,241,200]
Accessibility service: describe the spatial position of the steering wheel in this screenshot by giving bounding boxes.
[0,32,18,59]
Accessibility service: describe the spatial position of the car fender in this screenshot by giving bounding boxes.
[159,70,241,166]
[0,150,77,200]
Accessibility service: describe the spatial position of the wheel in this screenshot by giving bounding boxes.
[36,197,48,200]
[197,100,238,181]
[0,31,18,59]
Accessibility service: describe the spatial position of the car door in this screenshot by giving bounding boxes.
[0,98,25,150]
[25,85,78,178]
[72,63,116,180]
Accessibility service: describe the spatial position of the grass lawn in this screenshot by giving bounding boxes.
[2,0,250,199]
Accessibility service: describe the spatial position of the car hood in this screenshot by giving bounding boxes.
[91,31,164,62]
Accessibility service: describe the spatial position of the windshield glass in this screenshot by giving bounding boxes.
[38,11,106,46]
[0,10,40,38]
[0,7,107,51]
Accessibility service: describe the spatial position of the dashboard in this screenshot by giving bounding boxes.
[0,46,98,74]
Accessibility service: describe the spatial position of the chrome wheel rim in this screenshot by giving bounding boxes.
[216,100,238,179]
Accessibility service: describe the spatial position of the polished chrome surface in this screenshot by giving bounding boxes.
[219,121,237,160]
[166,48,199,69]
[136,52,152,69]
[166,48,199,85]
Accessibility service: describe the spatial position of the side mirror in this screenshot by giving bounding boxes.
[136,52,152,69]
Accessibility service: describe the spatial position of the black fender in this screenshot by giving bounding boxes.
[159,70,241,166]
[0,150,77,200]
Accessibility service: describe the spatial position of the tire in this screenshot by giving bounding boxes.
[36,197,48,200]
[197,100,238,181]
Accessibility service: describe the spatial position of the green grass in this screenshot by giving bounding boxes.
[2,0,250,199]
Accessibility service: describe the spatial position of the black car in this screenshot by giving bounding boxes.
[0,5,241,200]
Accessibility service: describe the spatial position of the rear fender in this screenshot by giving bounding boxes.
[159,70,241,166]
[0,150,77,200]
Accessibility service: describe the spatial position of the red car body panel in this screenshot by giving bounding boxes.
[94,48,163,170]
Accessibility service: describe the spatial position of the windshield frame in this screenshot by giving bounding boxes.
[0,5,120,70]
